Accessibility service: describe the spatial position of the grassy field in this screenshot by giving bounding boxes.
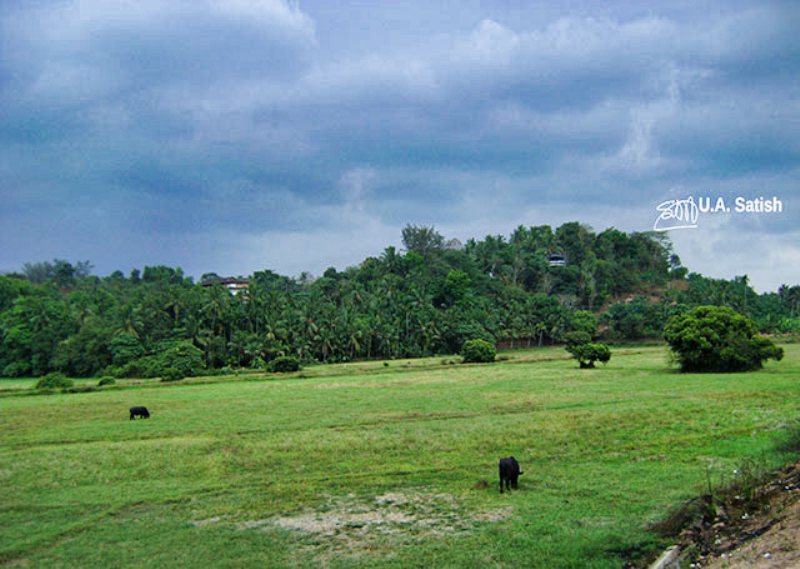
[1,345,798,568]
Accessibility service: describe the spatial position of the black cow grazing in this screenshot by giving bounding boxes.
[129,406,150,420]
[498,456,523,493]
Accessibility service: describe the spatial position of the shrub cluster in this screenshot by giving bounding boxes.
[160,367,186,382]
[564,332,611,369]
[461,339,496,363]
[267,356,301,373]
[35,372,74,389]
[111,341,205,379]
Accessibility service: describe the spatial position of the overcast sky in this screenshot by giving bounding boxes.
[1,0,797,291]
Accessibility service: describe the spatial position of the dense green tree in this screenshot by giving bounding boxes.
[567,342,611,368]
[568,310,597,338]
[109,333,145,367]
[664,306,783,372]
[52,317,113,376]
[778,285,800,317]
[556,222,595,267]
[0,275,33,313]
[20,259,92,287]
[21,261,54,284]
[602,297,673,340]
[401,224,444,259]
[0,288,76,376]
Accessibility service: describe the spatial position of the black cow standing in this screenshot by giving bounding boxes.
[129,406,150,420]
[498,456,523,493]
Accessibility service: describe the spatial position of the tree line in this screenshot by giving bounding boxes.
[1,222,797,378]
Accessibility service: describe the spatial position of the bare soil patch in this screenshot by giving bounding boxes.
[237,490,511,562]
[703,499,800,569]
[649,460,800,568]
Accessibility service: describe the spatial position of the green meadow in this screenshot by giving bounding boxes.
[1,345,798,568]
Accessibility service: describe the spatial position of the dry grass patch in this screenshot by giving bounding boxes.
[236,490,510,561]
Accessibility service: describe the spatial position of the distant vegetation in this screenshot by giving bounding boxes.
[1,222,797,378]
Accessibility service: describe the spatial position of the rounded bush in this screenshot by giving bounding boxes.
[461,339,496,363]
[35,372,74,389]
[160,367,186,382]
[567,342,611,368]
[665,305,784,372]
[97,377,116,387]
[564,331,592,348]
[268,356,301,373]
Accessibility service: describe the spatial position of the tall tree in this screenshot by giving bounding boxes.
[402,224,445,259]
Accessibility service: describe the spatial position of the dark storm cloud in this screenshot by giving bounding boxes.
[0,1,797,289]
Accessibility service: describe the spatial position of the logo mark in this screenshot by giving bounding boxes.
[653,197,699,231]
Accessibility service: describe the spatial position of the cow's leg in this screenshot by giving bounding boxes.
[130,412,134,420]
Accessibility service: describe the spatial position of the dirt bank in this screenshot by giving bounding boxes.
[650,460,800,568]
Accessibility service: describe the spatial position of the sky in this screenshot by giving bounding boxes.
[1,0,798,292]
